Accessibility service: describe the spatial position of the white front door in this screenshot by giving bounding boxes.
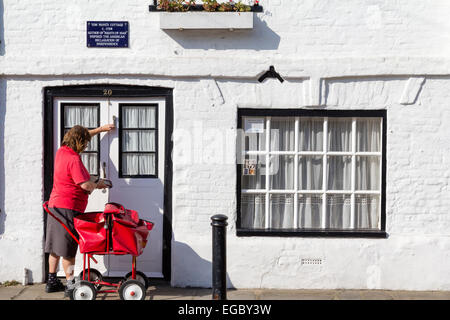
[53,97,165,278]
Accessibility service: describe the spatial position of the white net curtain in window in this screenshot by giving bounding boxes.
[240,116,382,232]
[121,106,157,176]
[63,105,99,175]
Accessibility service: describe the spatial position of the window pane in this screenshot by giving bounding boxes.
[269,155,294,190]
[244,132,266,151]
[356,156,380,190]
[299,156,323,190]
[327,194,352,229]
[122,106,156,129]
[122,108,138,129]
[270,194,294,229]
[139,154,155,175]
[357,118,381,152]
[241,155,266,190]
[122,154,139,176]
[64,105,98,128]
[81,153,97,175]
[85,136,98,152]
[139,131,156,152]
[244,117,266,133]
[139,107,156,128]
[270,117,295,151]
[298,194,322,229]
[122,130,156,152]
[122,131,139,152]
[241,194,265,229]
[355,195,380,230]
[328,118,352,152]
[327,156,352,190]
[122,154,155,176]
[243,117,266,151]
[299,118,323,151]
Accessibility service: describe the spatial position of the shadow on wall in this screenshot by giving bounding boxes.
[164,16,280,51]
[0,0,4,56]
[173,241,235,289]
[0,80,5,235]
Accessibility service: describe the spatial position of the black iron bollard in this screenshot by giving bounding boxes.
[211,214,228,300]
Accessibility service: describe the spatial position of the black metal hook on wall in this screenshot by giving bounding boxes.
[258,66,284,83]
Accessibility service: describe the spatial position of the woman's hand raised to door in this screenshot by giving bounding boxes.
[89,124,115,137]
[100,124,115,132]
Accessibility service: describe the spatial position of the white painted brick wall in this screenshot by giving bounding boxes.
[171,76,450,291]
[0,1,449,291]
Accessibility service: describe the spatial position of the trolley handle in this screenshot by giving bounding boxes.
[42,201,98,264]
[43,201,80,245]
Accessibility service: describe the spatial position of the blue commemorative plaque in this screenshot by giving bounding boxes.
[87,21,129,48]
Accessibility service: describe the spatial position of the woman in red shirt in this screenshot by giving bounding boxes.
[45,124,114,295]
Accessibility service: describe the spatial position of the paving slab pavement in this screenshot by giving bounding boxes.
[0,286,25,300]
[1,280,449,300]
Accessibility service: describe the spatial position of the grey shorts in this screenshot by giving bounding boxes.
[45,207,81,258]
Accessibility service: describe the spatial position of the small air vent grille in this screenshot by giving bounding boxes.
[301,258,323,265]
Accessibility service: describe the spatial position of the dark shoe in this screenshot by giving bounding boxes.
[45,278,65,293]
[64,287,74,298]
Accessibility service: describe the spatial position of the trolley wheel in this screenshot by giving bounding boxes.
[78,268,103,290]
[119,279,146,300]
[124,271,149,289]
[70,280,97,301]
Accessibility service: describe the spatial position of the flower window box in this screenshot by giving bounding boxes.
[149,1,263,30]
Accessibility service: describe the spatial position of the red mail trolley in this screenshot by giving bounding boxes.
[43,201,154,300]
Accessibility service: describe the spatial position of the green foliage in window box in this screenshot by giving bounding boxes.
[158,0,196,12]
[218,1,233,12]
[156,1,255,13]
[234,1,252,12]
[202,0,220,12]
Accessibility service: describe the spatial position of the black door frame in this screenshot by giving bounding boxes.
[43,84,173,281]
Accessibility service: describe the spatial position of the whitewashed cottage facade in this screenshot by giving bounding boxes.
[0,0,449,291]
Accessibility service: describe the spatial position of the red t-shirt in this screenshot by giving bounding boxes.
[49,146,91,213]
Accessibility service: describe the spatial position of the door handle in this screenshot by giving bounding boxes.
[112,115,117,127]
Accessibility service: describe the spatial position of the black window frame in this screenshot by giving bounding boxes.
[118,103,159,179]
[60,102,101,177]
[236,109,387,239]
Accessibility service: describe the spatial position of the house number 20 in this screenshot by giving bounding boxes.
[103,89,113,96]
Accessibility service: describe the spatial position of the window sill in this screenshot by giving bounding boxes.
[236,229,388,238]
[157,11,255,30]
[119,175,158,179]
